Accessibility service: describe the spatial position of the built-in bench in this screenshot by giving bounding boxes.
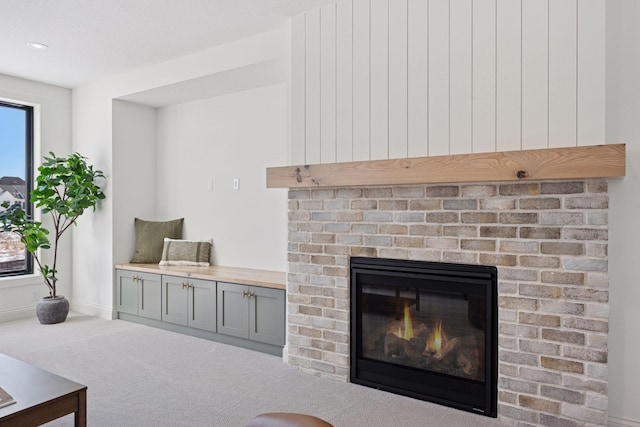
[114,263,286,356]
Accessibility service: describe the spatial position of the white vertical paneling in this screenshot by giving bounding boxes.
[496,0,522,152]
[305,10,321,164]
[370,0,389,160]
[521,0,548,150]
[428,0,450,156]
[291,14,306,165]
[320,4,337,163]
[291,0,603,164]
[352,0,370,161]
[449,0,472,155]
[577,0,605,146]
[407,0,428,158]
[549,0,577,148]
[389,0,408,159]
[336,0,353,163]
[472,0,497,153]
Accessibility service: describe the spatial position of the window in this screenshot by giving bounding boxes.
[0,100,34,277]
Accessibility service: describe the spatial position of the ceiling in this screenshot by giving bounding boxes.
[0,0,336,89]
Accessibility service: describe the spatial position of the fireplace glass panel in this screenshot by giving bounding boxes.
[361,283,486,382]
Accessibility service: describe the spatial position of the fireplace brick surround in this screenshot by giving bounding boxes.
[286,179,609,426]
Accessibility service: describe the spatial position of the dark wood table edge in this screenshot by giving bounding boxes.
[0,383,86,427]
[0,386,86,427]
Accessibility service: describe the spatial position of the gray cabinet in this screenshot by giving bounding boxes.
[115,269,161,320]
[115,266,285,356]
[161,275,216,332]
[217,282,284,346]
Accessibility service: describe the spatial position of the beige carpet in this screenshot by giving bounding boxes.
[0,313,507,426]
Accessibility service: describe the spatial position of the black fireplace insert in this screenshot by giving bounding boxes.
[350,257,498,417]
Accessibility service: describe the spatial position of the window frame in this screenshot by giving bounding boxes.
[0,99,35,278]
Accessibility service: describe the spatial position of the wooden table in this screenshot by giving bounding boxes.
[0,354,87,426]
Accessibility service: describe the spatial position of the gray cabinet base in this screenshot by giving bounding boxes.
[117,312,283,357]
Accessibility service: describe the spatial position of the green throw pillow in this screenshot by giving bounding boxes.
[159,238,212,266]
[130,218,184,263]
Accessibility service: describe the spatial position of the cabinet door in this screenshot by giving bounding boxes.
[217,282,249,339]
[188,278,216,332]
[161,275,188,326]
[249,287,285,346]
[116,270,138,315]
[138,272,162,320]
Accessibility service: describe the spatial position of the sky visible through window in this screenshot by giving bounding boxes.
[0,105,26,179]
[0,104,28,275]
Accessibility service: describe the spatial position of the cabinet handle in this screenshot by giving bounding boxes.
[242,290,249,298]
[188,284,193,289]
[181,282,187,289]
[248,292,255,298]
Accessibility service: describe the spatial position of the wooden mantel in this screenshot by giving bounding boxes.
[266,144,625,189]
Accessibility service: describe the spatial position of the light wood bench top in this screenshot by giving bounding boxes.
[115,263,286,290]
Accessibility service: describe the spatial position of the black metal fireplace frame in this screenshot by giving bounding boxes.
[350,257,498,417]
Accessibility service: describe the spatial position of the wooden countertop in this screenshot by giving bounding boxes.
[115,264,286,290]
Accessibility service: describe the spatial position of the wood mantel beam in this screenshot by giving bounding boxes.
[266,144,626,189]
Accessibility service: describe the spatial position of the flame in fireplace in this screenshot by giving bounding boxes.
[394,302,415,340]
[402,302,414,340]
[426,320,444,353]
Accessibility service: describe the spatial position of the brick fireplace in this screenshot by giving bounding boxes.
[286,179,609,426]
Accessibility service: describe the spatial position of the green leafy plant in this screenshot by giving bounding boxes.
[0,152,105,297]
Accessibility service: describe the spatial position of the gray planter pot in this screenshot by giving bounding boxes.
[36,295,70,324]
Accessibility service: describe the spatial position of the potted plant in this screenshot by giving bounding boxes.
[0,152,105,324]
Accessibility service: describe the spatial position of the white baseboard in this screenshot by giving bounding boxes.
[70,300,117,320]
[0,306,35,323]
[609,415,640,427]
[0,301,116,323]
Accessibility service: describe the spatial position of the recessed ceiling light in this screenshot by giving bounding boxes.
[27,42,49,50]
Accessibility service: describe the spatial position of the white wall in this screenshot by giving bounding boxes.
[70,28,290,320]
[606,1,640,426]
[112,100,157,268]
[291,0,606,164]
[0,73,72,321]
[156,84,287,270]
